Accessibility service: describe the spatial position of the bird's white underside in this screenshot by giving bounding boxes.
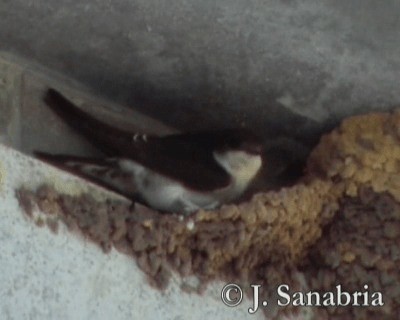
[119,150,262,214]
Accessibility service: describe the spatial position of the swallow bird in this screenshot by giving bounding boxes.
[36,89,264,214]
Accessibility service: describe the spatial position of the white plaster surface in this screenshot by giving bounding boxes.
[0,144,267,320]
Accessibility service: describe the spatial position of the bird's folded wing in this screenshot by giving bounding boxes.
[43,89,231,191]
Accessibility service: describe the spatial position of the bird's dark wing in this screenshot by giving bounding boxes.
[44,89,135,156]
[43,89,232,191]
[128,134,232,191]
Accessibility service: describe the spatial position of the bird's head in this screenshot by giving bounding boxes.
[212,129,264,181]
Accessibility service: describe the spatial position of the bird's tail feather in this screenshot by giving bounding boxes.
[34,151,135,198]
[35,151,112,166]
[43,89,135,156]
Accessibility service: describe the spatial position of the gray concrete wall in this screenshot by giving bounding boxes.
[1,0,400,145]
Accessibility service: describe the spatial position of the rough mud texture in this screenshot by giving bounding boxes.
[16,178,338,319]
[16,110,400,319]
[307,110,400,201]
[303,188,400,320]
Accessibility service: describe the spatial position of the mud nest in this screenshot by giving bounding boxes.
[17,110,400,319]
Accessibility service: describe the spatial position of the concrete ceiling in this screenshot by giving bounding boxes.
[1,0,400,146]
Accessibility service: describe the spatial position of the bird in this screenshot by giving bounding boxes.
[36,88,265,215]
